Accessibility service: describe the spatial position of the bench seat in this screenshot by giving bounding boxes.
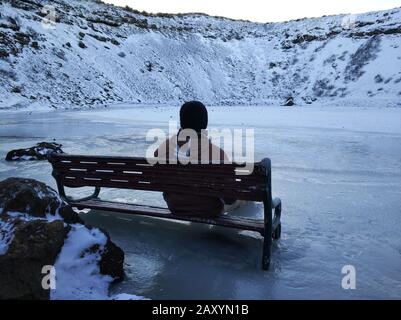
[71,198,266,234]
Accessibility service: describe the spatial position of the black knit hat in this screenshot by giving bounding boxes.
[180,101,208,132]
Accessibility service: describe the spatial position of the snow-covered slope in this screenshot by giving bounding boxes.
[0,0,400,110]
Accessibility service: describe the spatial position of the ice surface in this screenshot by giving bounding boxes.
[0,105,400,299]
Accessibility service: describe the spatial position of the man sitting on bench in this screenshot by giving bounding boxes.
[154,101,244,218]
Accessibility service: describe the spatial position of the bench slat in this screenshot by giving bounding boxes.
[52,154,250,171]
[57,169,266,190]
[57,163,266,183]
[70,199,265,234]
[51,155,265,179]
[60,177,265,201]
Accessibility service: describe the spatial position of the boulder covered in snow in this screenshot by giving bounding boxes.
[0,218,70,299]
[5,142,64,161]
[0,178,125,300]
[0,177,81,224]
[284,96,295,106]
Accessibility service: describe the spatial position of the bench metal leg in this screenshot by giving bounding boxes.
[272,198,282,240]
[262,199,282,269]
[262,214,272,270]
[53,171,101,203]
[262,190,273,270]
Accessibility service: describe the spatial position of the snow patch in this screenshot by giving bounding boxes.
[51,224,111,300]
[0,217,14,255]
[51,223,147,300]
[111,293,147,300]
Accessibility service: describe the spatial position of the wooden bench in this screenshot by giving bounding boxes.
[48,154,282,270]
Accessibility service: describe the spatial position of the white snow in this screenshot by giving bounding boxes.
[5,210,62,222]
[50,224,112,300]
[0,1,400,111]
[111,293,147,300]
[50,223,146,300]
[0,217,14,255]
[17,155,35,160]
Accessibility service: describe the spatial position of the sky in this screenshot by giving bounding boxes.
[104,0,401,23]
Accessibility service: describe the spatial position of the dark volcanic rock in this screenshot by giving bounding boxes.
[344,36,381,82]
[284,96,295,106]
[0,177,125,299]
[0,177,82,224]
[0,219,70,300]
[5,142,64,161]
[97,228,125,280]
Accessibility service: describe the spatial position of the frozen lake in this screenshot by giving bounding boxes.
[0,105,400,299]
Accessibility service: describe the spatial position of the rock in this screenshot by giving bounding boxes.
[97,228,124,280]
[0,178,125,299]
[5,142,64,161]
[284,96,295,106]
[0,49,9,58]
[145,61,153,72]
[31,41,39,50]
[374,74,384,83]
[292,34,319,44]
[14,32,30,46]
[11,86,22,93]
[0,177,83,224]
[0,219,70,300]
[110,38,120,46]
[302,96,316,104]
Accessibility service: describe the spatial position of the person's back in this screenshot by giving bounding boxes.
[154,101,235,217]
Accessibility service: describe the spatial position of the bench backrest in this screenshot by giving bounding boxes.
[49,154,270,202]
